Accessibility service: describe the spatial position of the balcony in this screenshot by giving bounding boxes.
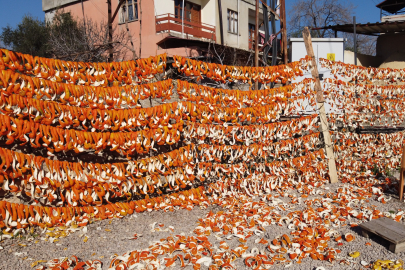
[156,14,216,41]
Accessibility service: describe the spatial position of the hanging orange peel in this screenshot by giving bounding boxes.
[0,132,324,206]
[0,92,316,132]
[0,186,206,230]
[0,69,173,108]
[0,144,197,206]
[176,78,317,108]
[0,48,167,85]
[171,55,312,84]
[0,69,317,110]
[0,113,186,155]
[320,57,405,84]
[332,131,403,183]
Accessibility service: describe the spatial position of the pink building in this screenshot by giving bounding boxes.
[42,0,264,59]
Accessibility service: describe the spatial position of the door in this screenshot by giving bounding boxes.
[190,3,201,24]
[190,3,201,30]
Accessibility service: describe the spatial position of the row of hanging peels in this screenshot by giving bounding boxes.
[0,49,167,85]
[320,57,405,83]
[0,49,404,269]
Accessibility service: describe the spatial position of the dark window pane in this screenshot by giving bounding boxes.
[128,3,134,21]
[135,4,138,19]
[228,11,231,31]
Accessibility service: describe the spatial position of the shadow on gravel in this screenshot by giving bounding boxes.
[349,223,393,252]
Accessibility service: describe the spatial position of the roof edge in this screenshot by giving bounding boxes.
[42,0,81,12]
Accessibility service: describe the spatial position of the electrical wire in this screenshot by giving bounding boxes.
[89,0,107,17]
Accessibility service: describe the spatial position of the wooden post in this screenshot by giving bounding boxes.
[139,0,142,58]
[302,27,338,184]
[254,0,259,89]
[107,0,113,62]
[280,0,288,64]
[399,144,405,201]
[353,16,357,66]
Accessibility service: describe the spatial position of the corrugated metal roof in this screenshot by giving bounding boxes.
[312,20,405,35]
[376,0,405,14]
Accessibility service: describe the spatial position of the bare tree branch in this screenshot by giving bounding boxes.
[47,10,134,62]
[288,0,376,55]
[289,0,354,38]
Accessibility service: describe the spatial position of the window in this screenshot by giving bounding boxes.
[174,0,201,24]
[227,9,238,34]
[119,0,138,24]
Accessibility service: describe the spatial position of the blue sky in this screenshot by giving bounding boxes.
[0,1,44,29]
[0,0,383,31]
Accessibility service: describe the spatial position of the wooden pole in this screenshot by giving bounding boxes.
[254,0,259,89]
[353,16,357,66]
[280,0,288,64]
[107,0,113,62]
[139,0,142,58]
[399,144,405,201]
[302,27,338,184]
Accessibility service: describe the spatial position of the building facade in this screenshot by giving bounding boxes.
[42,0,264,59]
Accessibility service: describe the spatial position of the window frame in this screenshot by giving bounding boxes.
[227,9,238,34]
[119,0,138,24]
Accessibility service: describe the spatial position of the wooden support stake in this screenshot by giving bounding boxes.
[302,27,338,184]
[139,0,142,58]
[254,0,259,90]
[107,0,113,62]
[280,0,288,64]
[399,144,405,201]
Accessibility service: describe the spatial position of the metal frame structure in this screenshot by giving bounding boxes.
[377,0,405,19]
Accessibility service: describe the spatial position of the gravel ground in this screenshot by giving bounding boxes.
[1,176,405,270]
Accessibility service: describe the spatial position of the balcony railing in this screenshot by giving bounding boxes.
[156,14,216,41]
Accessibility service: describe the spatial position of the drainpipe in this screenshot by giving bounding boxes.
[218,0,224,45]
[80,0,87,47]
[237,0,239,47]
[182,0,185,38]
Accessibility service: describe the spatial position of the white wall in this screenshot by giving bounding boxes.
[221,0,239,48]
[45,10,56,22]
[218,0,263,50]
[155,0,175,16]
[290,38,344,79]
[201,0,216,27]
